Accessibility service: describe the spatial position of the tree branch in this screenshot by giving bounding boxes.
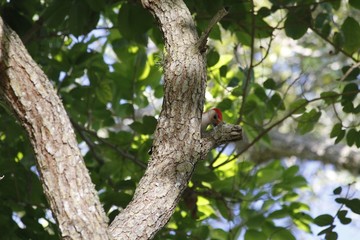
[248,131,360,174]
[201,123,243,155]
[310,26,359,62]
[71,119,147,169]
[196,7,229,52]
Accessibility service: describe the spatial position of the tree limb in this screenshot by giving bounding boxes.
[196,7,229,52]
[248,131,360,174]
[201,123,243,155]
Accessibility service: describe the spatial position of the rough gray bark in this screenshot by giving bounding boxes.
[108,0,207,237]
[0,18,110,239]
[108,0,241,239]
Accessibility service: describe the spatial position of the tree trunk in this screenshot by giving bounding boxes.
[0,18,110,240]
[108,0,206,238]
[109,0,242,239]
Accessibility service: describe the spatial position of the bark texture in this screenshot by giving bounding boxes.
[0,18,110,239]
[109,0,205,238]
[109,0,242,239]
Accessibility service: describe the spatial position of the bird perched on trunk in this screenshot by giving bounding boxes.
[148,108,223,155]
[201,108,223,133]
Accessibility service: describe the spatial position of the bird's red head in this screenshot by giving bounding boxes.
[212,108,223,125]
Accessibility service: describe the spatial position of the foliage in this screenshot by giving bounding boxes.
[0,0,359,239]
[314,183,360,240]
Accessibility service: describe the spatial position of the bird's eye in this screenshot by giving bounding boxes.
[213,115,217,119]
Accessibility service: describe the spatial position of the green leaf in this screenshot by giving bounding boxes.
[330,0,341,10]
[333,32,344,52]
[244,229,267,240]
[209,24,221,40]
[341,83,359,103]
[270,93,285,110]
[321,23,331,38]
[258,7,271,17]
[242,100,258,114]
[349,0,360,9]
[215,200,231,220]
[289,99,307,114]
[330,123,343,138]
[207,50,220,67]
[85,0,105,11]
[228,77,240,87]
[344,198,360,214]
[284,8,311,40]
[356,132,360,148]
[68,1,98,36]
[254,86,268,102]
[236,31,252,46]
[247,214,266,228]
[314,13,331,38]
[192,226,210,238]
[271,227,296,240]
[335,128,346,144]
[321,91,339,104]
[268,209,289,219]
[314,214,334,226]
[142,116,158,134]
[217,98,233,110]
[220,65,228,77]
[341,17,360,53]
[318,225,335,236]
[315,13,330,30]
[231,86,243,96]
[335,197,348,204]
[337,210,352,225]
[95,81,113,104]
[263,78,277,89]
[326,231,338,240]
[43,0,71,28]
[296,109,321,134]
[283,165,300,178]
[341,65,360,81]
[130,116,157,135]
[256,168,282,185]
[118,3,153,43]
[283,176,307,189]
[346,128,358,146]
[333,186,342,195]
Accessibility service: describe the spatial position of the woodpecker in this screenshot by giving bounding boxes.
[201,108,223,133]
[148,108,223,155]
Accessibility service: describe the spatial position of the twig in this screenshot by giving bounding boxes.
[237,0,255,125]
[72,120,106,165]
[209,143,228,167]
[212,89,360,169]
[70,119,147,169]
[339,62,360,82]
[253,16,285,68]
[197,7,229,52]
[310,26,359,63]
